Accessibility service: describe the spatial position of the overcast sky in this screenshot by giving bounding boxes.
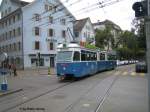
[0,0,139,30]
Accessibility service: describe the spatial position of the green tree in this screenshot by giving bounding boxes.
[116,31,138,60]
[132,18,146,59]
[95,26,114,50]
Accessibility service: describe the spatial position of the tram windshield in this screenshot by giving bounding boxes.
[57,51,73,62]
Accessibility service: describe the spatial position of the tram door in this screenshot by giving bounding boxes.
[50,57,55,68]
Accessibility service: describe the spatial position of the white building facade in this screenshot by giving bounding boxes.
[0,0,75,69]
[74,18,95,46]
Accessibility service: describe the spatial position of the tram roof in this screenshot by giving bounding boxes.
[57,43,100,52]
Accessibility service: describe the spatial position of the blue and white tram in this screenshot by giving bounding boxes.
[56,43,116,79]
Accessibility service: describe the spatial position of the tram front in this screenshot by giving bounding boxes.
[56,43,81,80]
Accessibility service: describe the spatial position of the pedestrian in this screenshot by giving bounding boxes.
[12,64,17,77]
[8,64,12,76]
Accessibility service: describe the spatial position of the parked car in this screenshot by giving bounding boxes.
[135,61,147,73]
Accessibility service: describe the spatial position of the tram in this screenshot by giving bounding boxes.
[56,43,117,79]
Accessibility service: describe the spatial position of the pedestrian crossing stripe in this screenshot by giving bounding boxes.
[131,72,136,76]
[120,72,145,77]
[114,71,120,75]
[139,73,145,77]
[122,72,128,76]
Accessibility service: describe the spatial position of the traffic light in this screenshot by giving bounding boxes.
[132,1,147,18]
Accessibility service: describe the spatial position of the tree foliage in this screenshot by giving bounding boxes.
[95,26,114,50]
[116,31,138,60]
[95,19,146,60]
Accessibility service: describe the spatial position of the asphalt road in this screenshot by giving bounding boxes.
[0,65,148,112]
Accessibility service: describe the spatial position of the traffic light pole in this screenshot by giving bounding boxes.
[146,0,150,110]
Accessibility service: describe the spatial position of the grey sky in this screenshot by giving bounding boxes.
[0,0,139,30]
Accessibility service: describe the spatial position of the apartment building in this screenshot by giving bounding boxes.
[74,18,95,46]
[93,19,122,50]
[0,0,75,69]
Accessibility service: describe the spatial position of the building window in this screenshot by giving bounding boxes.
[74,31,79,37]
[31,58,38,66]
[13,29,16,37]
[62,30,66,38]
[16,57,21,65]
[13,16,15,23]
[8,18,11,25]
[8,7,11,13]
[2,23,4,28]
[35,41,40,50]
[49,16,53,23]
[9,31,12,38]
[60,19,66,25]
[5,10,7,16]
[5,21,7,27]
[34,13,40,21]
[50,42,54,50]
[31,58,44,66]
[48,29,54,37]
[13,43,16,51]
[18,42,21,51]
[1,12,4,17]
[9,44,12,52]
[45,5,53,11]
[34,27,40,36]
[17,27,21,36]
[5,32,8,40]
[17,14,21,21]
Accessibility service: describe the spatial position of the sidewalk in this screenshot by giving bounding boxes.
[17,68,56,76]
[0,68,56,97]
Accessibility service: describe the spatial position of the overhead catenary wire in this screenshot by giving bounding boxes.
[30,0,84,20]
[33,0,125,27]
[31,0,119,22]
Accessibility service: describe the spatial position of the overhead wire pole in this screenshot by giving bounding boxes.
[146,0,150,110]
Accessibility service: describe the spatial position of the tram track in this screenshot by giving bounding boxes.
[94,75,118,112]
[2,66,129,112]
[62,71,119,112]
[3,70,114,112]
[2,81,74,112]
[63,67,129,112]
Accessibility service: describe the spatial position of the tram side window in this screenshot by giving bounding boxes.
[86,53,90,61]
[73,51,80,61]
[94,53,97,61]
[100,53,105,60]
[81,53,86,61]
[108,55,116,60]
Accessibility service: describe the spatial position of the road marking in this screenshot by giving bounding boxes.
[22,97,28,100]
[139,73,145,77]
[131,72,136,76]
[114,71,120,76]
[83,103,90,107]
[122,72,128,76]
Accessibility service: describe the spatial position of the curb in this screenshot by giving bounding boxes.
[0,89,23,97]
[40,73,56,75]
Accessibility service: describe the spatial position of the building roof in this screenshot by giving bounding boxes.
[10,0,29,6]
[73,18,89,32]
[0,8,21,23]
[93,19,122,31]
[0,0,29,10]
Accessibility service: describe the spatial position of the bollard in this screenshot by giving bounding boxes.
[0,69,8,91]
[48,67,51,75]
